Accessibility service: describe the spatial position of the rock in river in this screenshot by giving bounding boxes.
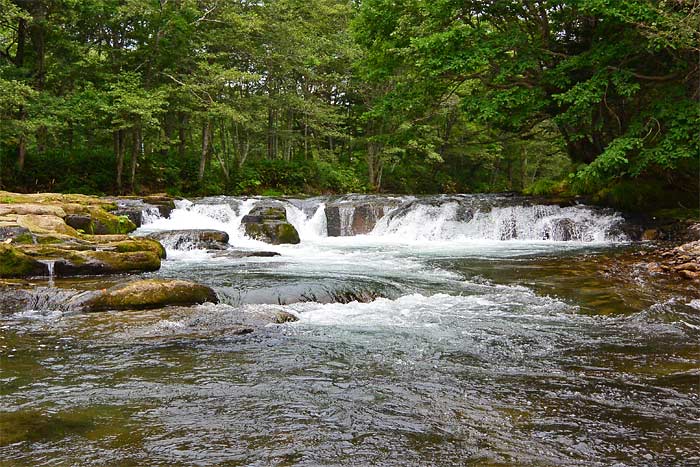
[82,279,219,312]
[241,206,300,245]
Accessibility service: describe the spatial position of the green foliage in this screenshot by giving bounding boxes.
[0,0,696,211]
[524,179,568,197]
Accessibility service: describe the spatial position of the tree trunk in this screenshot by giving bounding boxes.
[17,135,26,172]
[304,117,309,160]
[115,130,125,193]
[15,18,26,67]
[130,127,141,193]
[198,120,211,181]
[178,113,188,160]
[367,142,383,191]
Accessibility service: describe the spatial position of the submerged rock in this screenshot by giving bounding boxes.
[147,229,229,250]
[241,206,300,244]
[210,250,280,259]
[82,279,218,312]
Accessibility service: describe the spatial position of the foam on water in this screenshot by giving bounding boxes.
[286,203,328,240]
[372,202,626,242]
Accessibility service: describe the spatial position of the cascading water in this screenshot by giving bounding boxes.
[285,203,328,240]
[372,201,627,242]
[139,194,627,244]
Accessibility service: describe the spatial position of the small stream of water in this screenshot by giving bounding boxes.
[1,195,698,466]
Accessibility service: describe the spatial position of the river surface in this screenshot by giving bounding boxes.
[1,195,698,466]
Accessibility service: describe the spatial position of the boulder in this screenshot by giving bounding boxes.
[111,238,166,259]
[548,218,577,241]
[325,204,383,236]
[64,207,136,235]
[241,206,300,245]
[0,244,47,278]
[82,279,218,312]
[325,199,396,236]
[18,243,162,276]
[642,229,659,241]
[351,204,385,235]
[147,229,229,250]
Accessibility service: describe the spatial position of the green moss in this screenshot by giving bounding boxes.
[36,235,64,244]
[244,223,264,241]
[88,250,161,272]
[84,279,217,311]
[11,233,35,244]
[87,207,137,234]
[114,239,166,259]
[523,179,569,197]
[276,223,300,244]
[0,410,95,446]
[0,244,45,278]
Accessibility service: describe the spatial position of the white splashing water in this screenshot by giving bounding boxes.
[372,202,626,242]
[139,196,627,249]
[141,206,163,225]
[141,198,258,245]
[285,203,328,240]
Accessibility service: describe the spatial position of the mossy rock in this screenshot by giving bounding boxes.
[70,250,161,275]
[112,238,166,259]
[82,279,218,312]
[21,247,161,276]
[276,223,300,244]
[243,221,300,245]
[0,244,47,278]
[146,229,229,250]
[67,208,137,235]
[0,224,32,243]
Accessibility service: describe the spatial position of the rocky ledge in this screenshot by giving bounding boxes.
[0,191,166,278]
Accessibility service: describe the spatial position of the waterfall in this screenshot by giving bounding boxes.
[372,202,627,242]
[41,260,55,287]
[141,206,162,225]
[286,203,328,240]
[138,195,629,244]
[141,198,257,244]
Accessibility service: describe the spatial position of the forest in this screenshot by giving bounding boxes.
[0,0,698,211]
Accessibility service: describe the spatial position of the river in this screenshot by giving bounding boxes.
[1,194,698,466]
